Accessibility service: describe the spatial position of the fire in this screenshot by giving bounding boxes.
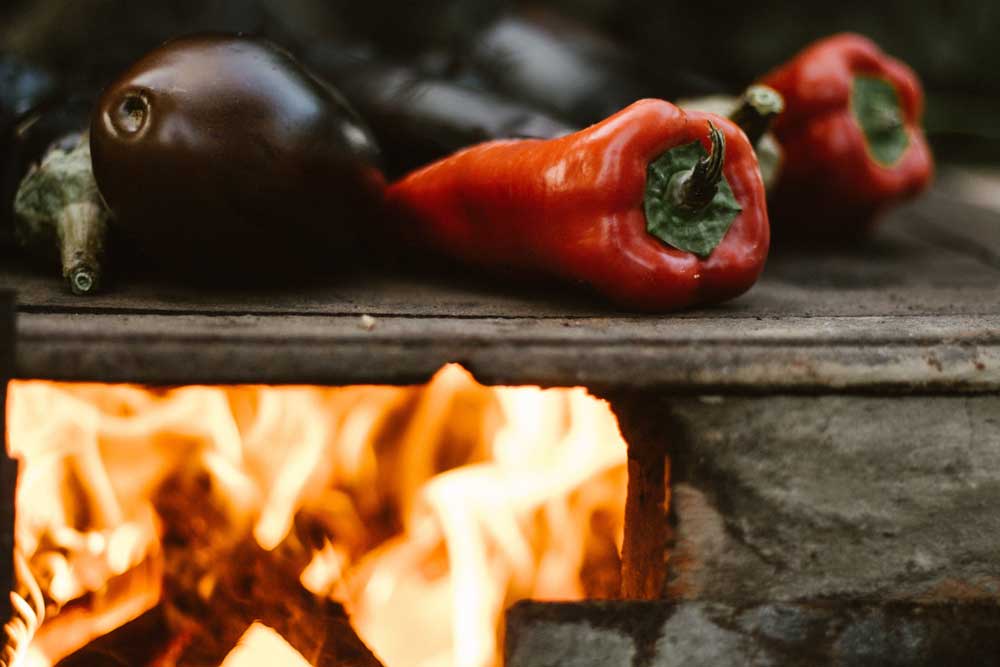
[3,365,628,667]
[221,623,313,667]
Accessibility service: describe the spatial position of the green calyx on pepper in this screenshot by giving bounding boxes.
[644,121,743,258]
[851,75,909,166]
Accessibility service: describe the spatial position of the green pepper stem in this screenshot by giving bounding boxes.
[669,121,725,212]
[729,85,784,146]
[871,106,903,133]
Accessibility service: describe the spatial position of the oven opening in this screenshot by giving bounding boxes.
[4,363,637,667]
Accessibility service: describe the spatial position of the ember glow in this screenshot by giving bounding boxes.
[4,365,628,667]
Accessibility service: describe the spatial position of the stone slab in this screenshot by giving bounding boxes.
[505,600,1000,667]
[661,394,1000,603]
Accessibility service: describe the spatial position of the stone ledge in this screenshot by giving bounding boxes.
[505,600,1000,667]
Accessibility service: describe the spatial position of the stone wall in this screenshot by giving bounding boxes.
[663,395,1000,603]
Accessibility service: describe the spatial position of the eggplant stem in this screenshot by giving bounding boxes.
[729,85,784,146]
[15,134,108,296]
[58,201,106,296]
[70,268,96,295]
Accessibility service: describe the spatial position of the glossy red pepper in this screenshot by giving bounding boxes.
[387,99,769,312]
[761,33,933,236]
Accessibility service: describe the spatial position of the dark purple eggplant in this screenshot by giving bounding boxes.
[90,34,385,283]
[2,0,323,97]
[3,0,504,100]
[0,54,57,123]
[330,0,506,56]
[1,54,60,251]
[307,45,576,178]
[2,52,110,294]
[464,8,724,127]
[14,131,109,295]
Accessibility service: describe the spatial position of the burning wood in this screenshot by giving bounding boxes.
[149,464,383,667]
[5,365,629,667]
[219,623,313,667]
[2,553,44,667]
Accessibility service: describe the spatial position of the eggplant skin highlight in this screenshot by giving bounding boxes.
[91,34,386,283]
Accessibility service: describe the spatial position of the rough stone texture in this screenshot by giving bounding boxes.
[5,188,1000,389]
[505,600,1000,667]
[506,617,637,667]
[661,395,1000,603]
[0,291,13,625]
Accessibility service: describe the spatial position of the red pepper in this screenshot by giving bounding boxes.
[761,33,933,236]
[387,99,769,312]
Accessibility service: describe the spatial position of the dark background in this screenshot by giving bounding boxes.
[0,291,13,629]
[1,0,997,161]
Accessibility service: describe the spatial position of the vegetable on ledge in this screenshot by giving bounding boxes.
[307,44,576,179]
[387,99,769,312]
[760,33,933,237]
[679,85,785,191]
[1,53,60,252]
[4,56,104,294]
[89,34,386,283]
[463,8,724,127]
[14,133,109,295]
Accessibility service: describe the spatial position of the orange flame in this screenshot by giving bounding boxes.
[5,364,627,667]
[221,623,313,667]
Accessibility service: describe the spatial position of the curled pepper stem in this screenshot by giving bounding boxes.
[729,85,784,146]
[670,121,725,212]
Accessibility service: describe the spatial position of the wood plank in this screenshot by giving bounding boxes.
[5,186,1000,390]
[15,312,1000,390]
[900,189,1000,271]
[5,195,1000,320]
